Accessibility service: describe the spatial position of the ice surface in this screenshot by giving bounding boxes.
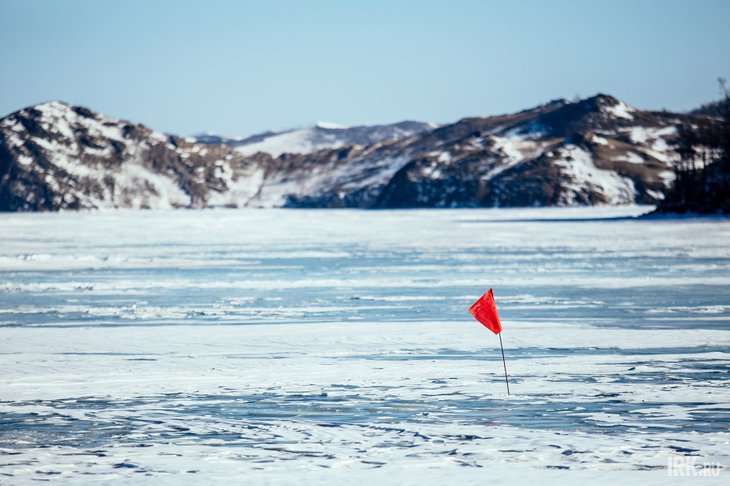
[0,207,728,483]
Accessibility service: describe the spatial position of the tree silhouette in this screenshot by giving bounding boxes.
[656,80,730,214]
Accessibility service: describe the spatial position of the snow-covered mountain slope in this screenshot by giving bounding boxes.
[264,95,687,208]
[194,120,436,157]
[0,101,269,210]
[0,95,694,211]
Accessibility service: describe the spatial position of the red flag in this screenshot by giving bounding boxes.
[469,288,502,335]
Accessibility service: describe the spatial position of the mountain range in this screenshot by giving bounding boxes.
[193,120,436,157]
[0,95,694,211]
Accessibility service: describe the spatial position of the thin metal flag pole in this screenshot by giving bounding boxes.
[498,333,510,395]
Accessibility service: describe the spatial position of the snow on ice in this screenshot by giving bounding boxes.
[0,207,728,484]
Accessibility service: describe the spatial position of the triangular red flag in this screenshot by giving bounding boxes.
[469,288,502,335]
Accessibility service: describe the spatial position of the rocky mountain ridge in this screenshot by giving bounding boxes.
[0,95,693,211]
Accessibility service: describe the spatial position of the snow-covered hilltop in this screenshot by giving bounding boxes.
[0,95,693,211]
[0,101,270,210]
[194,120,436,157]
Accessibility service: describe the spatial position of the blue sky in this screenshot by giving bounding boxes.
[1,0,728,136]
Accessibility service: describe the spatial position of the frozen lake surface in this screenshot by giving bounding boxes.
[1,207,728,483]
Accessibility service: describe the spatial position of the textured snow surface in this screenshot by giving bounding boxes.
[1,207,729,484]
